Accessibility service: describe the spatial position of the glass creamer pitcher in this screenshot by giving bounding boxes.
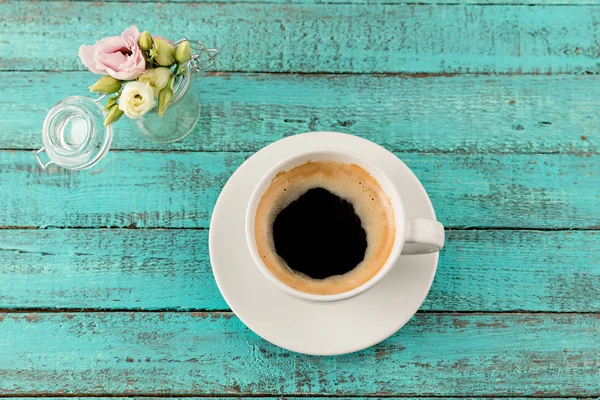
[36,96,112,170]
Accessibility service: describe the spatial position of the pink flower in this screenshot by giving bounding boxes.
[78,26,146,80]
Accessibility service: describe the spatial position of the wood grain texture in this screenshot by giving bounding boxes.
[2,2,600,73]
[1,72,597,154]
[0,312,598,396]
[1,151,598,229]
[0,229,598,312]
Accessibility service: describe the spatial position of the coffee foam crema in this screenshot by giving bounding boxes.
[254,161,396,295]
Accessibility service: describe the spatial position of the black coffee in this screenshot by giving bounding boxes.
[272,187,367,279]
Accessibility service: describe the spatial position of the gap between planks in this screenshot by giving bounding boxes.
[1,148,597,156]
[0,394,597,399]
[1,69,600,76]
[0,226,599,231]
[0,309,597,314]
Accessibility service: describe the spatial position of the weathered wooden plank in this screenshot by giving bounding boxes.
[0,229,598,312]
[2,3,599,73]
[1,72,597,154]
[0,151,597,229]
[0,229,218,311]
[0,312,597,395]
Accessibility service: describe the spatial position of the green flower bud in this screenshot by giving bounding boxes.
[157,76,175,116]
[138,31,153,51]
[89,76,122,94]
[104,104,124,126]
[104,96,118,110]
[175,40,192,64]
[152,37,176,67]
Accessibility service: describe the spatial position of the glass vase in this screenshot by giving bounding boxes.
[130,69,200,143]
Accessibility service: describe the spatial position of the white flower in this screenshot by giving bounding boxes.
[118,81,155,119]
[137,67,172,96]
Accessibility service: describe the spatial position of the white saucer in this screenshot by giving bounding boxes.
[209,132,439,355]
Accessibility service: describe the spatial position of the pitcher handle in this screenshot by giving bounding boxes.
[36,147,55,170]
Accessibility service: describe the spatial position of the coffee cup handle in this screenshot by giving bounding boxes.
[401,218,445,255]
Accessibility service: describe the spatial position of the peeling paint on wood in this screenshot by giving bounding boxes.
[2,3,600,73]
[0,72,597,154]
[0,313,597,396]
[0,229,597,312]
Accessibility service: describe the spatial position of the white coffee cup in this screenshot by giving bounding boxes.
[245,148,444,303]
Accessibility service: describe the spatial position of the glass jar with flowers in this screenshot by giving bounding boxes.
[78,26,217,143]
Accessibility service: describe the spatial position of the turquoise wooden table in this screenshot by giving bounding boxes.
[0,0,599,397]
